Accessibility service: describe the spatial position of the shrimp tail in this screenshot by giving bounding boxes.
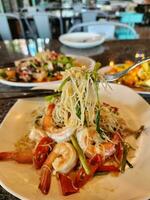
[0,152,14,160]
[33,137,55,169]
[39,166,52,195]
[0,151,33,164]
[43,103,55,131]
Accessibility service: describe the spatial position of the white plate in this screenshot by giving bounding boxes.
[0,83,150,200]
[59,32,106,49]
[100,65,150,95]
[0,55,95,87]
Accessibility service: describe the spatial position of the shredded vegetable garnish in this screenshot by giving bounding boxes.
[52,67,120,133]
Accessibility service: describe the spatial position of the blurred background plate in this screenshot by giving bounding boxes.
[0,55,95,87]
[100,65,150,95]
[59,32,106,49]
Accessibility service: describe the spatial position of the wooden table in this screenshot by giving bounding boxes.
[0,38,150,199]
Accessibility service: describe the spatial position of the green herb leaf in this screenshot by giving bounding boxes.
[58,76,70,91]
[135,125,144,139]
[45,93,60,102]
[94,62,101,73]
[95,110,105,140]
[121,143,128,173]
[94,171,109,176]
[126,160,133,168]
[76,102,81,119]
[30,62,37,68]
[0,71,7,78]
[71,135,91,175]
[92,62,101,81]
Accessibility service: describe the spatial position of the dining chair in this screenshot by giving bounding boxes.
[23,12,63,39]
[73,2,83,16]
[81,10,110,32]
[116,12,144,39]
[0,13,25,40]
[21,6,38,13]
[68,21,139,40]
[119,12,144,27]
[81,10,108,23]
[81,10,98,23]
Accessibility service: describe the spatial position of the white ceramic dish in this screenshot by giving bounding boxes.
[0,55,95,87]
[59,32,106,49]
[100,65,150,95]
[0,83,150,200]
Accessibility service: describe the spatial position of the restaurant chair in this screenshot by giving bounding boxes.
[119,12,144,27]
[81,10,108,32]
[68,21,139,40]
[116,12,144,39]
[0,13,25,40]
[82,10,98,23]
[21,6,38,13]
[73,2,83,16]
[23,12,63,39]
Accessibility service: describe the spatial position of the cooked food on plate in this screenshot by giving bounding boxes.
[0,66,144,196]
[105,60,150,88]
[0,50,83,83]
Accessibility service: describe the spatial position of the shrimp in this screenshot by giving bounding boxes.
[29,125,46,142]
[42,104,55,131]
[33,136,55,169]
[76,127,116,159]
[0,137,54,168]
[0,150,33,164]
[39,142,77,194]
[43,103,75,142]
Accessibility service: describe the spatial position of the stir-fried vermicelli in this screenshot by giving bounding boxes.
[51,66,127,139]
[53,67,101,127]
[0,65,144,196]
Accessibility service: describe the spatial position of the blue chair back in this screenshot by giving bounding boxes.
[120,12,144,26]
[116,12,143,39]
[88,24,115,39]
[0,14,12,40]
[0,13,25,40]
[82,11,98,23]
[68,21,139,40]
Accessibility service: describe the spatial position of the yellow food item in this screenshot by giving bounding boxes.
[107,60,150,87]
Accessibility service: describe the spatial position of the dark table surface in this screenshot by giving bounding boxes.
[0,38,150,200]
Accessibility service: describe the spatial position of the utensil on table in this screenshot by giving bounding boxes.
[104,57,150,82]
[0,62,15,68]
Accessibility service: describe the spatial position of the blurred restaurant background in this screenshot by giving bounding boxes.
[0,0,150,41]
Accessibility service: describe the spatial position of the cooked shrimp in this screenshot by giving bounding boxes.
[29,125,46,142]
[76,127,116,159]
[42,103,55,131]
[43,103,75,142]
[33,136,55,169]
[0,137,54,168]
[39,142,77,194]
[0,150,33,164]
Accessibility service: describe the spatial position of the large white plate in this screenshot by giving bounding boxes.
[100,66,150,95]
[0,55,95,87]
[59,32,106,49]
[0,83,150,200]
